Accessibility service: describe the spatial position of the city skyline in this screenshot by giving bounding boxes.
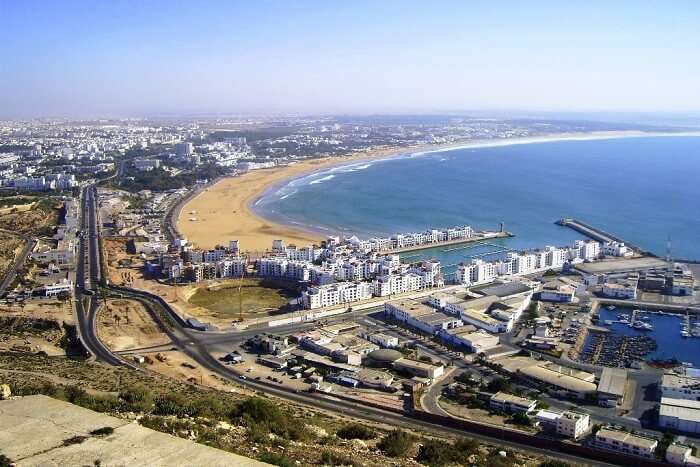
[3,0,700,118]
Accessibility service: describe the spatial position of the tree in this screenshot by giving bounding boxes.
[336,423,375,440]
[378,430,415,457]
[486,377,510,394]
[511,412,532,426]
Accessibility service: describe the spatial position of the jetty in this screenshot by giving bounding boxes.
[555,218,647,254]
[388,230,513,254]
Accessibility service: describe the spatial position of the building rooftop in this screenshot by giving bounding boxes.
[519,365,597,394]
[596,428,658,450]
[475,281,533,298]
[662,373,700,391]
[660,397,700,423]
[491,391,536,407]
[597,367,627,397]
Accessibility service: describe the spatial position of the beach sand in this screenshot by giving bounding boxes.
[176,147,403,252]
[176,130,700,253]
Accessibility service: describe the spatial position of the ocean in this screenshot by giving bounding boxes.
[255,135,700,273]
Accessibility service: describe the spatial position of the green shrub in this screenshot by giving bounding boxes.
[260,452,295,467]
[417,438,480,466]
[320,451,359,466]
[539,461,572,467]
[335,423,375,440]
[378,430,415,457]
[119,385,153,413]
[511,412,532,426]
[89,426,114,436]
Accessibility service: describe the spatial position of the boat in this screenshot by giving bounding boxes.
[606,305,615,310]
[632,321,653,331]
[681,331,690,338]
[604,320,614,325]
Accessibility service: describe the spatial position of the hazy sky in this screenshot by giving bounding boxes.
[2,1,700,118]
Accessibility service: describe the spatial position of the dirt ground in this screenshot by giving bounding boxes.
[95,298,244,392]
[103,238,277,329]
[96,299,170,352]
[439,398,536,433]
[0,299,72,356]
[0,232,24,280]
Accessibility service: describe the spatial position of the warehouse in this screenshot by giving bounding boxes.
[659,397,700,435]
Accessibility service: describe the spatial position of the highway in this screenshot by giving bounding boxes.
[73,185,134,367]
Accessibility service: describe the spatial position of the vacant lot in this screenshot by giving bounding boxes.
[188,279,296,319]
[0,197,61,237]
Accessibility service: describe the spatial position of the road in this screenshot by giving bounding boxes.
[73,185,134,367]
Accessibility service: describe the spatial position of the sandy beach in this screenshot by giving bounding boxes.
[176,130,700,252]
[177,147,405,252]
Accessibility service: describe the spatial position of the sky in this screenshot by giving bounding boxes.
[2,0,700,118]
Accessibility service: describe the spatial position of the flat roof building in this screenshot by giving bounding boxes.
[659,397,700,435]
[489,392,537,414]
[593,427,658,459]
[597,367,627,407]
[518,364,597,399]
[393,357,444,380]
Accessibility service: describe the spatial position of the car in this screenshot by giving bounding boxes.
[238,375,247,380]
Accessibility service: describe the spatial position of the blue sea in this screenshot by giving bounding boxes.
[255,135,700,275]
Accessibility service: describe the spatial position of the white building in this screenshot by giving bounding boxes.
[572,239,600,260]
[540,281,576,302]
[456,259,496,286]
[535,410,590,440]
[384,299,463,335]
[302,282,372,309]
[489,392,536,414]
[661,374,700,401]
[362,332,399,348]
[133,158,160,171]
[43,279,73,297]
[593,428,658,459]
[601,277,638,299]
[175,142,194,156]
[659,397,700,435]
[602,241,632,257]
[439,328,499,353]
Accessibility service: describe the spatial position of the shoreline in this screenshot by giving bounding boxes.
[178,130,700,252]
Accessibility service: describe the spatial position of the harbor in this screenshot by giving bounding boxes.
[593,306,700,367]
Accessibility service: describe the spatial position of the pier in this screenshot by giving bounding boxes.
[390,230,513,254]
[555,217,647,254]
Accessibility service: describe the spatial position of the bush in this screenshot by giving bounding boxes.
[511,412,532,426]
[417,438,480,466]
[119,385,153,413]
[320,451,360,466]
[486,377,510,394]
[0,454,13,467]
[260,452,295,467]
[234,397,311,442]
[90,426,114,436]
[378,430,415,457]
[336,423,375,440]
[153,393,189,417]
[539,461,572,467]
